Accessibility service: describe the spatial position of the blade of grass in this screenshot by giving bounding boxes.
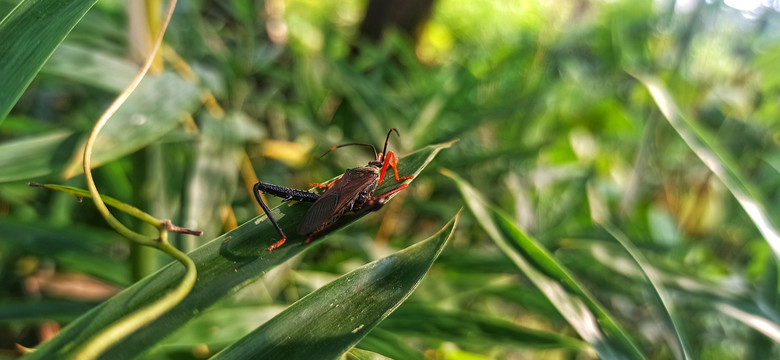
[0,0,97,122]
[24,141,452,360]
[211,212,459,359]
[635,74,780,259]
[442,169,646,360]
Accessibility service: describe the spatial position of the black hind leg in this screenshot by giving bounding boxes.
[253,182,320,251]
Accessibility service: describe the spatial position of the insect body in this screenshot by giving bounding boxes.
[253,128,413,251]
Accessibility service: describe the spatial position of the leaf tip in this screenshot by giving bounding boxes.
[438,168,454,177]
[442,139,459,147]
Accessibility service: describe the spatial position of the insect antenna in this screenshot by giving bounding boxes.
[320,143,378,160]
[380,128,401,162]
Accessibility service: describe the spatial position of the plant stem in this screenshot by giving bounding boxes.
[29,182,162,227]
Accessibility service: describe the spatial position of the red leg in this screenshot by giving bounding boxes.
[268,237,287,251]
[376,183,408,199]
[388,152,413,181]
[310,175,342,189]
[377,151,413,186]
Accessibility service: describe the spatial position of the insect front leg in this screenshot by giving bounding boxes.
[253,182,320,251]
[353,184,409,215]
[377,151,413,186]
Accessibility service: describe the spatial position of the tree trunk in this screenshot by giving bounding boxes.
[354,0,436,49]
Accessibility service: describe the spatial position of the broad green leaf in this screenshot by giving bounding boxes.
[24,141,452,360]
[378,304,588,351]
[211,213,458,360]
[635,74,780,260]
[442,169,645,360]
[0,0,97,122]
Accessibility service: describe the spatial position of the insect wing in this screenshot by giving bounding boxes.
[297,190,340,235]
[297,169,378,235]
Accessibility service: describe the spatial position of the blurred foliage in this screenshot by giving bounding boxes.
[1,0,780,358]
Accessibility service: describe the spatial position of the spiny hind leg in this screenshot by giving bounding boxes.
[253,182,320,251]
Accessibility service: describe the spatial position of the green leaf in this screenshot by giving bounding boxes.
[0,0,97,122]
[211,213,459,359]
[442,169,646,360]
[635,74,780,260]
[24,141,453,360]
